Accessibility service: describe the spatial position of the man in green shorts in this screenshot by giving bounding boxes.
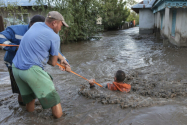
[0,15,45,105]
[12,11,71,118]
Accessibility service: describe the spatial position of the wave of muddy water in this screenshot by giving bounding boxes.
[0,27,186,125]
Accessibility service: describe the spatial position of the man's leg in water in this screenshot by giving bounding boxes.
[51,103,63,118]
[26,99,35,112]
[12,64,62,118]
[8,66,25,106]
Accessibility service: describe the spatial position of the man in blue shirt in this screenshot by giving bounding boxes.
[0,15,69,106]
[12,11,71,119]
[0,15,45,106]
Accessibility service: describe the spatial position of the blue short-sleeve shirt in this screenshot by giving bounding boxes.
[13,22,60,70]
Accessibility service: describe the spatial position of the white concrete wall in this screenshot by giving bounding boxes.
[139,9,154,29]
[164,8,170,37]
[139,9,154,34]
[175,8,187,46]
[142,5,187,46]
[156,12,161,29]
[167,8,187,46]
[168,10,172,37]
[155,8,187,46]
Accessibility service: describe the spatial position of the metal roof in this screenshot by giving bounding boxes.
[131,0,156,13]
[1,0,47,7]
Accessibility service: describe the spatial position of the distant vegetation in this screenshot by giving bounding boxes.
[126,11,139,25]
[0,0,139,43]
[99,0,130,30]
[34,0,140,42]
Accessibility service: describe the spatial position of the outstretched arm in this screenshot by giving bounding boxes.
[58,52,71,72]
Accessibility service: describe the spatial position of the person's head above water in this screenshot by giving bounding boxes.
[114,70,126,83]
[45,11,69,34]
[29,15,45,27]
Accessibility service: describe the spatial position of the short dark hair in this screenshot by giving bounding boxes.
[115,70,126,82]
[29,15,45,26]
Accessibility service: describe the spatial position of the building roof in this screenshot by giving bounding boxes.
[152,0,187,13]
[131,0,156,13]
[0,0,47,7]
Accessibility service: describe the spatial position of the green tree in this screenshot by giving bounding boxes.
[33,0,101,43]
[125,0,139,25]
[135,14,139,25]
[99,0,130,30]
[126,11,139,25]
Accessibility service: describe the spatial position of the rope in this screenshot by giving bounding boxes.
[56,63,103,87]
[0,44,19,47]
[0,44,103,88]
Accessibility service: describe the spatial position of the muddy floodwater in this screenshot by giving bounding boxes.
[0,27,187,125]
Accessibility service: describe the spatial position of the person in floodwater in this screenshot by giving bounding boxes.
[12,11,71,119]
[89,70,131,92]
[0,15,45,106]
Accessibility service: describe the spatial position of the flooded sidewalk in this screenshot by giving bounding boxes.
[0,27,186,125]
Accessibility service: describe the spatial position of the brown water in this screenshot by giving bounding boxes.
[0,27,187,125]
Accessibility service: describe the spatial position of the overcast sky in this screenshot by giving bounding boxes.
[135,0,143,3]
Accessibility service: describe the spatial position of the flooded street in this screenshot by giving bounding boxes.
[0,27,187,125]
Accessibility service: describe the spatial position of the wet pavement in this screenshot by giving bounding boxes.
[0,27,187,125]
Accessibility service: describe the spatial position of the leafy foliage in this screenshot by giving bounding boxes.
[99,0,130,30]
[34,0,132,42]
[33,0,102,43]
[0,0,134,42]
[126,11,139,25]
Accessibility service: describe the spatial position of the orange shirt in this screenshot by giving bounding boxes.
[107,82,131,92]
